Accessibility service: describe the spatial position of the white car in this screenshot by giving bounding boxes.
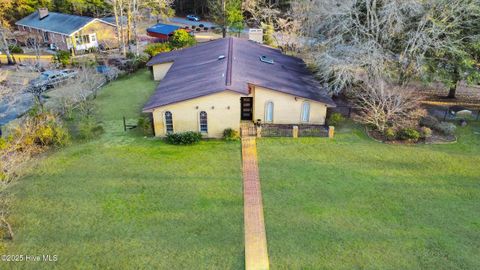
[186,14,200,21]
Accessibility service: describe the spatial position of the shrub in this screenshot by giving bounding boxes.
[35,125,55,145]
[204,27,209,31]
[398,128,420,142]
[196,27,201,32]
[435,122,456,136]
[420,127,432,138]
[132,54,149,69]
[165,131,202,145]
[261,22,275,46]
[137,115,153,136]
[78,117,104,140]
[53,125,70,147]
[54,50,71,67]
[8,44,23,53]
[223,128,240,141]
[420,115,439,129]
[126,51,136,59]
[0,137,7,150]
[169,29,196,49]
[327,112,345,126]
[384,127,396,141]
[144,42,171,57]
[199,24,204,28]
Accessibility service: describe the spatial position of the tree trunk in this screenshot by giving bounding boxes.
[133,0,139,56]
[447,82,458,99]
[119,5,126,56]
[113,0,122,54]
[126,0,132,52]
[0,28,14,65]
[222,0,227,38]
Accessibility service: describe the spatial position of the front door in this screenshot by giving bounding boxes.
[241,97,253,121]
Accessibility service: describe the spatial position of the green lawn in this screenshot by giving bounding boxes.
[258,124,480,270]
[5,70,244,269]
[4,69,480,269]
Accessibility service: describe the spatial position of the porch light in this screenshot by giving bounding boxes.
[211,106,215,109]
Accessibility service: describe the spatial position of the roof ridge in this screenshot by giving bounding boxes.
[41,11,94,19]
[225,37,233,86]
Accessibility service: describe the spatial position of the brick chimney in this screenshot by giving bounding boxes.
[38,8,49,20]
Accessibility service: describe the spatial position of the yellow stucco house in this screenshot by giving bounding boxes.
[143,37,336,138]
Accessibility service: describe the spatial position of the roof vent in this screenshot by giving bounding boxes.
[260,55,274,64]
[218,55,226,60]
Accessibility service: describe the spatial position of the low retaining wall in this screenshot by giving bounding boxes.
[260,124,328,137]
[0,54,53,65]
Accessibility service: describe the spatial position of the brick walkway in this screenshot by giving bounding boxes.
[242,136,270,270]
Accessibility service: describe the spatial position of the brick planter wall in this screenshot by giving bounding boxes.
[260,124,328,137]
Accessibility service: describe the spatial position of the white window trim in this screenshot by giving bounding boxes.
[164,111,174,134]
[301,101,311,123]
[198,111,208,134]
[264,101,274,123]
[90,33,97,42]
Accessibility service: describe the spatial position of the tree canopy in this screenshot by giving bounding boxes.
[291,0,480,98]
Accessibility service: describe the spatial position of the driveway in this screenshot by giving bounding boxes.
[0,93,34,126]
[168,17,217,28]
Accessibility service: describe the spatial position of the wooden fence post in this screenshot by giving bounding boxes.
[123,116,126,132]
[328,126,335,139]
[292,126,299,138]
[256,126,262,138]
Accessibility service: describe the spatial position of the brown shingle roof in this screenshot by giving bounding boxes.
[143,37,335,111]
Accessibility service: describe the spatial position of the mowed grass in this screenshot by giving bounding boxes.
[258,124,480,269]
[5,70,244,269]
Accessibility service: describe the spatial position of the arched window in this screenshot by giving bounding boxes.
[199,111,208,133]
[301,102,310,122]
[165,111,174,133]
[265,101,274,123]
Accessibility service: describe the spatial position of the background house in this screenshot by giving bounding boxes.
[143,37,336,138]
[15,8,118,54]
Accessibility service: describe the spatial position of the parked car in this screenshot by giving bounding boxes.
[186,14,200,21]
[29,69,77,90]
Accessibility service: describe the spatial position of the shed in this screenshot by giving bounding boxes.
[146,23,186,40]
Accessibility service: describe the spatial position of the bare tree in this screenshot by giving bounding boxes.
[110,0,174,56]
[112,0,127,56]
[209,0,228,38]
[244,0,280,27]
[352,79,424,132]
[290,0,472,93]
[0,26,14,65]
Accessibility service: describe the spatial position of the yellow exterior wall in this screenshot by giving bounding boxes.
[77,20,118,47]
[152,62,174,81]
[253,86,328,125]
[151,91,242,138]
